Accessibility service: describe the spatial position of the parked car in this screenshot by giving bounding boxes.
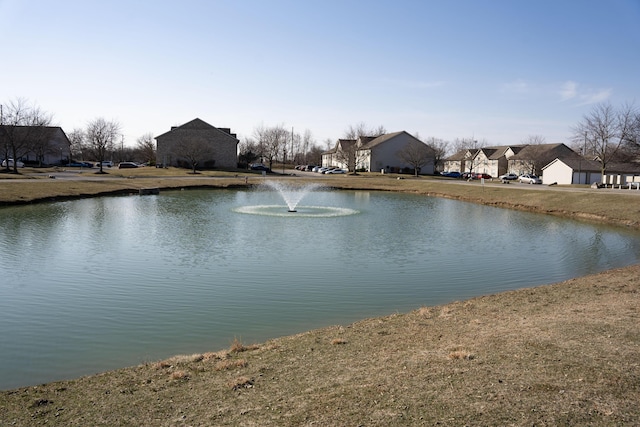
[118,162,138,169]
[250,163,270,172]
[462,172,475,179]
[475,173,492,180]
[66,161,93,168]
[519,173,542,184]
[326,168,346,174]
[499,173,518,181]
[312,166,323,172]
[2,159,25,168]
[441,171,462,178]
[98,161,113,168]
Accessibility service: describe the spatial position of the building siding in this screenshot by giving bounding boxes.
[155,119,238,169]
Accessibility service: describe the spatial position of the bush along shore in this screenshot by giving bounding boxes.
[1,174,639,425]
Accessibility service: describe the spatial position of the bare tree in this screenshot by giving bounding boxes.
[85,118,121,173]
[67,128,86,161]
[300,129,314,164]
[238,137,260,169]
[424,137,449,172]
[172,137,215,173]
[343,122,386,140]
[254,124,288,171]
[572,102,638,181]
[449,137,481,174]
[519,135,548,174]
[523,135,546,146]
[136,133,156,165]
[323,138,333,152]
[307,144,324,166]
[0,98,53,172]
[450,137,479,157]
[396,139,434,176]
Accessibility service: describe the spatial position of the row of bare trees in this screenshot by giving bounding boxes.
[1,98,158,173]
[571,102,640,177]
[238,124,325,171]
[0,99,53,172]
[68,125,157,171]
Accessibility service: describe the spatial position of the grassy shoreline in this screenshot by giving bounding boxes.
[1,172,639,425]
[2,171,639,229]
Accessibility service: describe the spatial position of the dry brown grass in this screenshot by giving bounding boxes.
[215,359,248,371]
[169,370,189,381]
[228,376,254,391]
[229,337,260,353]
[447,348,475,360]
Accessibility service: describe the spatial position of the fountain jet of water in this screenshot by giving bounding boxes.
[262,181,322,212]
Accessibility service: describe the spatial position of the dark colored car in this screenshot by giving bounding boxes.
[250,164,270,172]
[66,161,93,168]
[440,171,462,178]
[118,162,138,169]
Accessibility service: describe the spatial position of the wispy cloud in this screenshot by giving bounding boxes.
[559,80,611,105]
[577,88,612,105]
[560,81,578,100]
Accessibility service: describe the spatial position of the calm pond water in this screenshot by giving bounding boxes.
[1,186,639,390]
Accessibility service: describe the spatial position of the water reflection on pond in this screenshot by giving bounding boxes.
[1,188,639,389]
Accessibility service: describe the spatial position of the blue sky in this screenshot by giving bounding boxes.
[1,0,639,149]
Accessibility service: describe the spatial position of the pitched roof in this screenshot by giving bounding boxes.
[445,148,479,161]
[358,131,416,150]
[487,145,526,159]
[508,143,575,160]
[0,125,70,144]
[155,118,238,140]
[338,139,356,150]
[476,147,498,159]
[542,155,601,172]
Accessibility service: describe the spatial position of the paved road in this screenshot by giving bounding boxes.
[289,169,640,195]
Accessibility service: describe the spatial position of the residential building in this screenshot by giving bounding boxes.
[508,143,577,176]
[321,139,357,170]
[542,155,640,186]
[442,148,479,174]
[0,125,71,166]
[155,118,238,169]
[322,131,435,174]
[470,146,525,177]
[444,145,525,177]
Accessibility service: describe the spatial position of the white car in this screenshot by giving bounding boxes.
[325,168,346,174]
[499,173,518,181]
[2,159,25,168]
[519,174,542,184]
